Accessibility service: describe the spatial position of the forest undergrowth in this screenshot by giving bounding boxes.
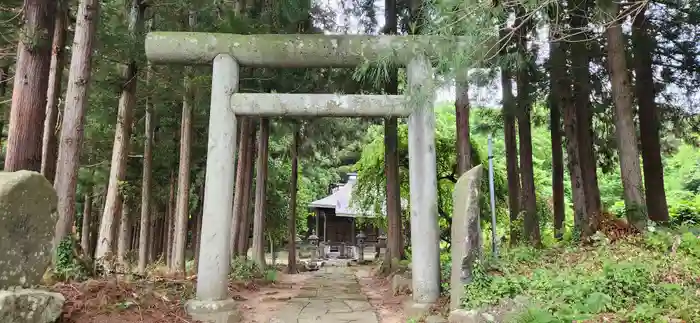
[48,255,281,323]
[461,224,700,322]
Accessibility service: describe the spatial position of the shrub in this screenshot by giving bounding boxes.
[230,256,264,281]
[461,235,700,322]
[53,237,92,281]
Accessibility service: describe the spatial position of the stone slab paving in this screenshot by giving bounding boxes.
[268,267,379,323]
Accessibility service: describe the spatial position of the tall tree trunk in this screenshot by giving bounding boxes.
[53,0,100,252]
[382,0,403,273]
[570,0,602,219]
[95,61,138,267]
[193,182,205,269]
[131,222,139,252]
[287,127,300,274]
[94,0,144,268]
[547,24,565,239]
[41,6,68,183]
[500,33,521,245]
[117,198,131,267]
[603,2,647,231]
[172,67,194,276]
[455,77,471,174]
[81,191,93,253]
[166,172,176,267]
[237,120,257,256]
[0,65,8,142]
[153,212,164,262]
[138,63,155,274]
[251,118,270,268]
[514,12,541,246]
[633,5,669,223]
[230,117,252,256]
[4,0,57,171]
[89,191,104,259]
[549,85,565,240]
[548,11,591,237]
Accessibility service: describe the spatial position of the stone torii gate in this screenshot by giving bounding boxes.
[145,32,462,322]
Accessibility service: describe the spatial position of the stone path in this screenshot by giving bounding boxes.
[268,267,379,323]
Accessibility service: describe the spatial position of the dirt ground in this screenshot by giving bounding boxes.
[52,266,406,323]
[52,270,311,323]
[236,271,312,323]
[355,267,409,323]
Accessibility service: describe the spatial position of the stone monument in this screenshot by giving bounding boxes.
[450,165,483,311]
[0,171,65,322]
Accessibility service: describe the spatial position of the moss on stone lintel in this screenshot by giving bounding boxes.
[145,32,493,67]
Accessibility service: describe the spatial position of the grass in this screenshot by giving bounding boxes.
[461,227,700,322]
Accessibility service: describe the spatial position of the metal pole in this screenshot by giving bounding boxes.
[488,134,498,257]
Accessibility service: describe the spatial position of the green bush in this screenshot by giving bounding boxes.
[230,256,263,281]
[461,235,700,322]
[53,237,91,281]
[667,193,700,226]
[608,191,700,226]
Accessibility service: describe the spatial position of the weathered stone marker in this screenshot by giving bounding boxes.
[450,165,483,311]
[0,290,65,323]
[144,32,475,322]
[0,171,65,323]
[0,171,58,288]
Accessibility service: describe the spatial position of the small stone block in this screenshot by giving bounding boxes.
[0,289,65,323]
[448,309,479,323]
[185,299,240,323]
[404,300,432,318]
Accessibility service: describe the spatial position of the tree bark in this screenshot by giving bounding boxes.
[193,182,205,269]
[500,32,520,245]
[41,6,68,183]
[4,0,57,171]
[153,212,163,262]
[604,2,647,231]
[52,0,100,253]
[546,18,565,239]
[570,0,602,219]
[137,64,155,274]
[455,77,471,174]
[549,81,565,240]
[237,122,257,255]
[81,192,93,253]
[117,198,131,267]
[548,12,591,237]
[0,65,8,141]
[251,118,270,268]
[633,5,669,223]
[172,66,194,275]
[95,61,138,267]
[382,0,403,273]
[230,117,252,256]
[94,0,143,269]
[287,127,300,274]
[166,172,176,267]
[514,12,541,246]
[89,190,105,259]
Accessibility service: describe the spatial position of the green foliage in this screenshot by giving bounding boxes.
[461,234,700,322]
[352,105,555,247]
[229,256,263,281]
[53,237,91,282]
[229,256,278,283]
